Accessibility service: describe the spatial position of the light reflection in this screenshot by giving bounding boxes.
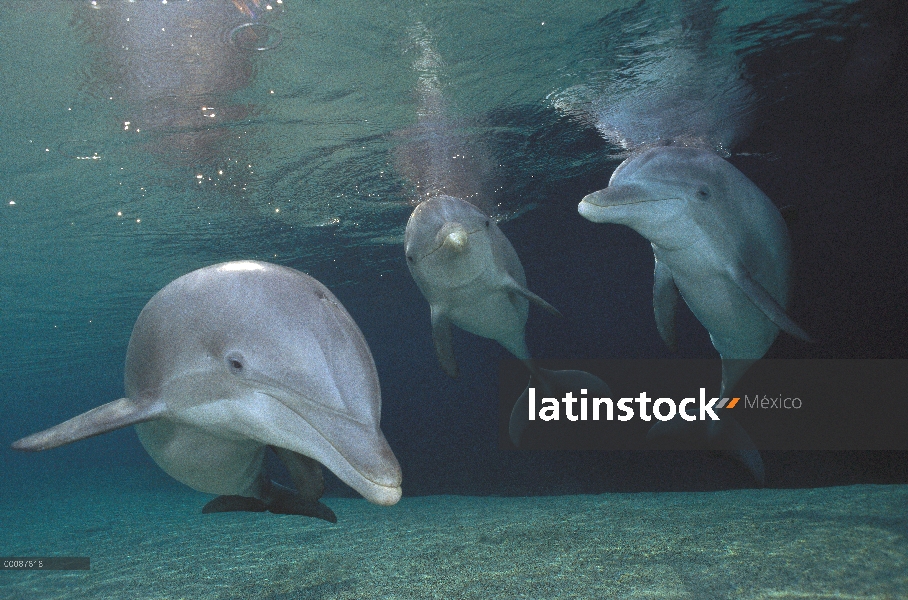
[76,0,283,175]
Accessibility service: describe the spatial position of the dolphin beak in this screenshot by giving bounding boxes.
[437,222,469,254]
[245,389,403,506]
[306,411,403,506]
[443,228,468,252]
[578,184,652,223]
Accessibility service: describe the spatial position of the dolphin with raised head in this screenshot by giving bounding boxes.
[579,146,811,396]
[12,261,402,521]
[405,195,610,445]
[578,146,812,484]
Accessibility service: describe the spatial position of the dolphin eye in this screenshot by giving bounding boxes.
[406,255,414,262]
[696,186,710,199]
[485,220,490,227]
[225,353,245,374]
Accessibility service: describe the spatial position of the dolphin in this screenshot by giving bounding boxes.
[404,195,610,445]
[12,261,402,520]
[579,146,811,395]
[405,195,560,376]
[578,146,812,483]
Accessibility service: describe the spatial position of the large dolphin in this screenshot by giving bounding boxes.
[405,195,609,445]
[579,146,811,396]
[578,146,812,483]
[13,261,402,521]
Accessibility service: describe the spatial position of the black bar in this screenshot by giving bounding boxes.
[499,359,908,451]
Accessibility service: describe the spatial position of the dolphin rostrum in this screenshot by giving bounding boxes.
[12,261,403,520]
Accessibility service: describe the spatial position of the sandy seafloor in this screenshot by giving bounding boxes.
[2,478,906,599]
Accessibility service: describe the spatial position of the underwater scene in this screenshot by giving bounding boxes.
[2,0,907,598]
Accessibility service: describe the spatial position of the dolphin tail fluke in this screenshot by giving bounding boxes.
[11,397,165,452]
[202,495,266,513]
[430,306,459,378]
[705,417,766,485]
[731,267,814,343]
[647,417,766,485]
[508,367,610,447]
[653,258,680,352]
[505,280,562,317]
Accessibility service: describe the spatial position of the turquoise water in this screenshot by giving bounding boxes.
[2,0,906,597]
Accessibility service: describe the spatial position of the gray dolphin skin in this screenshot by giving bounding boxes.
[578,146,812,484]
[579,146,811,397]
[12,261,402,520]
[404,195,560,378]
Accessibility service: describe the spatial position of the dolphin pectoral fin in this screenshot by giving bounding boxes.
[431,307,459,378]
[720,358,758,399]
[201,482,337,522]
[11,398,165,452]
[653,259,679,352]
[207,444,338,522]
[505,279,562,317]
[731,268,814,342]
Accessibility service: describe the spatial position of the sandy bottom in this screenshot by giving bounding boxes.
[1,482,906,599]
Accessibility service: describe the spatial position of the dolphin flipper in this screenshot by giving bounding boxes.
[11,398,165,452]
[731,267,813,342]
[431,306,459,378]
[653,259,679,352]
[505,279,562,317]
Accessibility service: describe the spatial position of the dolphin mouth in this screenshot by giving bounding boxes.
[581,187,680,208]
[252,384,402,505]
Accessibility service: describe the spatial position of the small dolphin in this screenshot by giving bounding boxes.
[405,195,609,445]
[579,146,811,396]
[405,195,560,376]
[12,261,402,520]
